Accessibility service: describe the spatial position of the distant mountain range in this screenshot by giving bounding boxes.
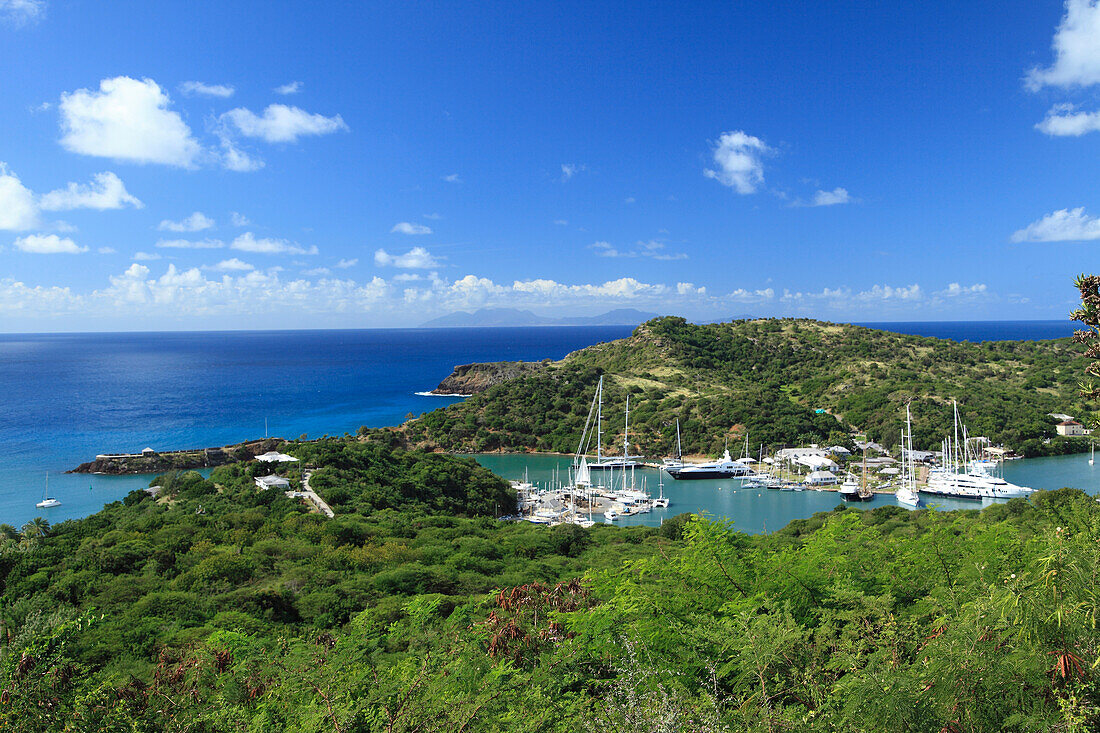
[419,307,659,328]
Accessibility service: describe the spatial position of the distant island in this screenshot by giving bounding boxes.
[418,307,658,328]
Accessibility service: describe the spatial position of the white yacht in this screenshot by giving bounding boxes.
[35,472,61,509]
[922,402,1033,500]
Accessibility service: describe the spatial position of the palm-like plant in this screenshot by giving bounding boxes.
[20,517,50,539]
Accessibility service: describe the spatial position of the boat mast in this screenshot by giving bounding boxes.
[952,400,960,473]
[676,419,682,465]
[596,378,603,464]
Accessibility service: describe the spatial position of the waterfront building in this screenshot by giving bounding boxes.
[1056,420,1087,437]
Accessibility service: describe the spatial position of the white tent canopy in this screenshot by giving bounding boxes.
[257,451,299,463]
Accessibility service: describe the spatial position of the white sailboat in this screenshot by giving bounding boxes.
[896,404,921,508]
[35,472,61,509]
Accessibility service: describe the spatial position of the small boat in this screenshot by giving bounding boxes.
[603,509,620,522]
[895,405,922,508]
[35,472,61,509]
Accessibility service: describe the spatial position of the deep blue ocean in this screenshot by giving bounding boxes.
[0,320,1084,528]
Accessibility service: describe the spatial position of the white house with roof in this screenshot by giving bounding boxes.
[775,447,839,471]
[1056,420,1087,437]
[257,451,299,463]
[255,475,291,491]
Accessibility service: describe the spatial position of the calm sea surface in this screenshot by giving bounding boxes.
[0,320,1089,530]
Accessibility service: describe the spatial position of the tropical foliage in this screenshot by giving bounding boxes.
[402,317,1089,458]
[1,435,1099,730]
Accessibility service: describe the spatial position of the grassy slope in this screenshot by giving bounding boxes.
[403,317,1089,457]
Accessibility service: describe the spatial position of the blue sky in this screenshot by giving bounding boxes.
[2,0,1100,330]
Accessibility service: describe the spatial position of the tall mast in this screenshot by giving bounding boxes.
[952,400,960,473]
[596,378,603,463]
[624,393,630,461]
[676,419,682,465]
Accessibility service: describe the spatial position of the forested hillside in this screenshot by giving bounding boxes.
[404,317,1089,457]
[1,436,1099,730]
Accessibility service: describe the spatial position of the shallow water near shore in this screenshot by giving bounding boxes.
[469,453,1099,534]
[0,320,1092,530]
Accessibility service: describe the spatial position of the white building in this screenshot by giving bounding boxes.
[1056,420,1087,437]
[774,447,839,471]
[255,475,291,490]
[805,470,838,486]
[257,451,299,463]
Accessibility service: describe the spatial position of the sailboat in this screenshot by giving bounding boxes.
[1090,440,1094,466]
[35,472,61,509]
[588,383,643,471]
[896,404,921,508]
[924,401,1032,499]
[653,473,670,508]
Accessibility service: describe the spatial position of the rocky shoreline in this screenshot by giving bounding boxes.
[431,360,545,395]
[70,438,286,475]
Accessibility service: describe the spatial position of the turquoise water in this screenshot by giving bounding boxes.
[0,321,1087,531]
[0,327,633,528]
[468,453,1046,534]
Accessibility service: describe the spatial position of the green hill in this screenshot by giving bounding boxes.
[4,438,1100,730]
[403,317,1089,457]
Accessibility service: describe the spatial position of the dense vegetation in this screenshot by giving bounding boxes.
[4,307,1100,731]
[403,317,1090,457]
[1,434,1099,730]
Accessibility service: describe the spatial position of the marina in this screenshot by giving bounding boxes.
[469,451,1095,534]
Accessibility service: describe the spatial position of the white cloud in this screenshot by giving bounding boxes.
[302,267,331,276]
[14,234,87,254]
[274,81,302,95]
[1011,207,1100,241]
[97,246,116,254]
[230,212,250,226]
[423,213,442,220]
[29,101,51,113]
[133,251,161,261]
[554,219,568,226]
[179,81,235,98]
[40,171,143,211]
[677,282,707,296]
[590,239,687,260]
[624,196,636,204]
[218,136,265,172]
[391,221,432,235]
[393,272,423,282]
[93,263,390,317]
[856,284,922,301]
[158,211,215,232]
[0,0,44,25]
[810,187,852,206]
[937,282,987,297]
[230,231,317,255]
[442,173,462,183]
[374,246,441,268]
[1036,104,1100,135]
[59,76,203,168]
[222,104,348,143]
[156,238,225,249]
[1026,0,1100,90]
[561,163,584,181]
[0,163,39,230]
[704,130,771,194]
[336,258,357,268]
[205,258,254,272]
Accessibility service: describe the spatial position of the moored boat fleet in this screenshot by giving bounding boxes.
[509,379,1035,525]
